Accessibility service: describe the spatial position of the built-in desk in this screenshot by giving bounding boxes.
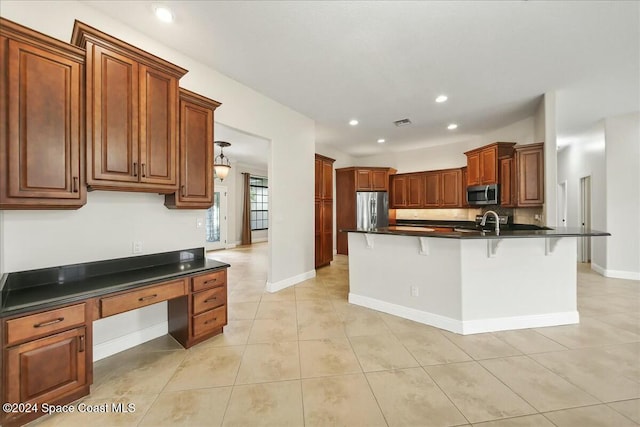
[0,248,229,427]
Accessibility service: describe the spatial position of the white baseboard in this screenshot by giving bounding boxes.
[592,263,640,281]
[252,237,268,243]
[225,243,237,249]
[93,322,168,362]
[266,269,316,293]
[348,293,462,333]
[349,293,579,335]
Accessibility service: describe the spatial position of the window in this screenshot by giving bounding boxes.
[250,176,268,230]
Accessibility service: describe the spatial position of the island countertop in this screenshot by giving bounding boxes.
[343,225,611,239]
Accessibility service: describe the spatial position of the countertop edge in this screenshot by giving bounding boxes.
[343,228,611,239]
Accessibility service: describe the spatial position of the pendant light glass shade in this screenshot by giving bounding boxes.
[213,141,231,181]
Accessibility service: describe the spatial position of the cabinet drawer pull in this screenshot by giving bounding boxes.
[72,177,79,193]
[181,185,186,197]
[204,278,218,285]
[79,334,85,353]
[204,318,218,325]
[34,317,64,328]
[138,294,158,302]
[204,297,218,304]
[133,162,138,177]
[141,163,146,177]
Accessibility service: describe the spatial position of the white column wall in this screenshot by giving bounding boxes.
[544,91,558,226]
[604,112,640,280]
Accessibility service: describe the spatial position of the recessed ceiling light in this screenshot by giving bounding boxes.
[435,95,448,103]
[377,139,385,144]
[154,6,174,23]
[349,119,359,126]
[447,123,458,130]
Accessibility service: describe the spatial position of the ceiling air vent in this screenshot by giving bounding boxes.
[393,118,412,127]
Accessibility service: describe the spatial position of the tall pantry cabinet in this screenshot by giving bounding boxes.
[315,154,335,268]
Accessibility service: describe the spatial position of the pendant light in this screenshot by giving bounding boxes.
[213,141,231,181]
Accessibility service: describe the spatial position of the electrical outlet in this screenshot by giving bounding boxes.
[196,217,204,228]
[132,241,143,254]
[410,286,419,297]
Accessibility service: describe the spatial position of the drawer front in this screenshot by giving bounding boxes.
[6,303,86,346]
[192,305,226,337]
[193,285,226,315]
[100,279,187,318]
[192,269,226,292]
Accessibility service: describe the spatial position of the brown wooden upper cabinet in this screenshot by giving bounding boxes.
[515,143,544,206]
[165,89,221,209]
[425,168,463,208]
[71,21,188,193]
[356,168,391,191]
[0,18,86,209]
[464,142,516,186]
[390,173,423,208]
[499,156,515,207]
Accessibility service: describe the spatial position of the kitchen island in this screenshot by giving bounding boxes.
[346,225,609,334]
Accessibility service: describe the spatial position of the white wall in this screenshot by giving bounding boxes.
[354,116,537,173]
[604,112,640,279]
[557,124,606,269]
[0,1,315,355]
[544,92,558,226]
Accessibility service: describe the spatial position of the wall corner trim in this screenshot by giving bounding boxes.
[266,269,316,293]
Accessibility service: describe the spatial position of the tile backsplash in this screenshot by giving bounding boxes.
[395,206,545,225]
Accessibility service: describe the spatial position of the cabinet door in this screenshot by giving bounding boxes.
[517,146,544,206]
[371,170,388,191]
[322,161,333,199]
[87,43,140,184]
[500,158,514,206]
[6,327,87,406]
[2,38,84,206]
[441,169,462,207]
[139,65,178,187]
[356,170,372,190]
[461,167,469,207]
[315,158,322,198]
[406,174,424,207]
[390,175,406,208]
[321,199,333,265]
[315,199,322,267]
[480,147,497,184]
[466,152,481,186]
[423,172,440,207]
[178,97,213,205]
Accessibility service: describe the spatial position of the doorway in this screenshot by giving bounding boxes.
[579,176,591,263]
[205,185,228,251]
[557,181,567,227]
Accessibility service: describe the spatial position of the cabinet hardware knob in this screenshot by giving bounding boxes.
[72,177,79,193]
[142,163,146,177]
[79,334,85,353]
[34,317,64,328]
[138,294,158,302]
[133,162,138,177]
[181,185,186,197]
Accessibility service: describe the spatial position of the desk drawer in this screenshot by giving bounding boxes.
[192,270,226,292]
[193,286,226,315]
[6,303,86,346]
[100,279,187,318]
[192,305,226,337]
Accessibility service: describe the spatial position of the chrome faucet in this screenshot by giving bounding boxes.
[480,210,500,234]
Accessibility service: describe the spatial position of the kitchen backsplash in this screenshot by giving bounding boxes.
[395,207,545,225]
[396,209,481,221]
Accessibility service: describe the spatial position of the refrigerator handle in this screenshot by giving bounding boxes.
[371,198,377,227]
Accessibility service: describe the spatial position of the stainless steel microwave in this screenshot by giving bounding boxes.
[467,184,499,205]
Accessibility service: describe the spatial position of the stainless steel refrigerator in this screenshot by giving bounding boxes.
[356,191,389,230]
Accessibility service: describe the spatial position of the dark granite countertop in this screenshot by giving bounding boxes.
[343,224,611,239]
[0,248,230,317]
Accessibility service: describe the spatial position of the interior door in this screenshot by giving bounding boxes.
[205,185,228,251]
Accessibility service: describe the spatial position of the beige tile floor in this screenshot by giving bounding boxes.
[32,243,640,426]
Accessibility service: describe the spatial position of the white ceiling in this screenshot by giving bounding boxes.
[81,1,639,159]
